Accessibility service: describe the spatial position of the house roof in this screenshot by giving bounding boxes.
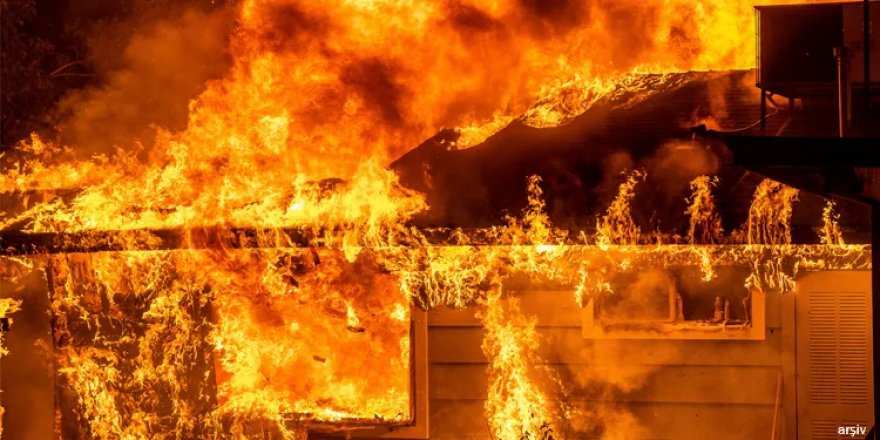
[391,69,873,243]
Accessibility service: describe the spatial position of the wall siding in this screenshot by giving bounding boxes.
[427,292,789,439]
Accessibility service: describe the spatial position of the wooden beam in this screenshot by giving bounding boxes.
[0,227,490,256]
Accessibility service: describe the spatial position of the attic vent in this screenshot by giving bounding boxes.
[807,291,869,406]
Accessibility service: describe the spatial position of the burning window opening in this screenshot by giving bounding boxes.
[45,249,414,438]
[583,267,769,340]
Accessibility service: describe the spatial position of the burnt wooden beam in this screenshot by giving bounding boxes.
[0,226,503,256]
[724,136,880,168]
[693,128,880,168]
[692,126,880,204]
[0,228,316,256]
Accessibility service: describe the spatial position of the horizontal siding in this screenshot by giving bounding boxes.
[429,326,784,366]
[428,290,583,327]
[430,400,776,440]
[429,290,784,329]
[430,364,781,405]
[426,292,787,439]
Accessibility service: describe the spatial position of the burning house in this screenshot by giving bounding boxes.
[0,0,877,439]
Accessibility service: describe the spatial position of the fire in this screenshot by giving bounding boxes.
[1,0,842,210]
[686,175,723,245]
[208,250,410,426]
[744,179,800,246]
[48,252,217,438]
[596,170,646,247]
[45,248,411,438]
[0,298,21,437]
[481,289,565,440]
[2,172,872,436]
[0,298,20,357]
[0,0,868,437]
[820,200,845,245]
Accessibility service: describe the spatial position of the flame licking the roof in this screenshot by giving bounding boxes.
[0,0,870,439]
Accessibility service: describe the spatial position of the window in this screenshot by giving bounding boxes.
[582,267,766,340]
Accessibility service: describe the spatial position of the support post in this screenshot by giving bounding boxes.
[873,203,880,439]
[760,88,767,135]
[865,0,871,132]
[46,257,65,440]
[836,47,850,137]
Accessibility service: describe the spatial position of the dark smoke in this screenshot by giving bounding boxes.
[53,2,235,155]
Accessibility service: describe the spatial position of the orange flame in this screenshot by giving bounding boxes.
[820,200,845,245]
[686,175,724,244]
[596,170,646,247]
[481,289,566,440]
[744,179,800,246]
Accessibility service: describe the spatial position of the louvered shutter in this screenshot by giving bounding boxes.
[796,271,874,439]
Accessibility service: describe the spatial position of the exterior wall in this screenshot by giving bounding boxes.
[2,270,872,439]
[427,289,794,439]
